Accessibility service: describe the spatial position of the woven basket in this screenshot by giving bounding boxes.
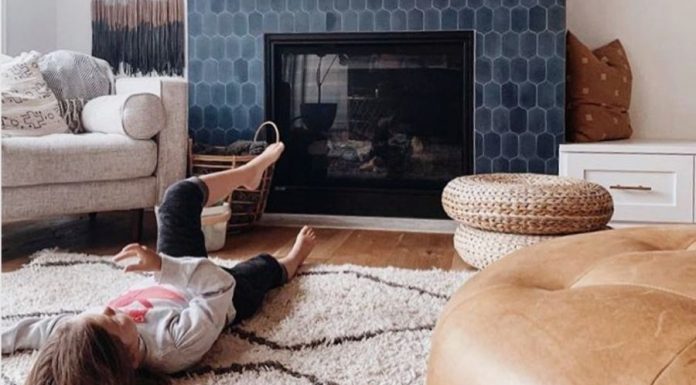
[454,224,560,269]
[442,173,613,235]
[190,121,279,233]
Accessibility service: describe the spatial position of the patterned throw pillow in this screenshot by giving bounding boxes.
[1,51,69,137]
[38,50,114,101]
[57,98,87,134]
[566,32,633,142]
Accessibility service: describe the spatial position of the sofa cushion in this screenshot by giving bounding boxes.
[1,133,157,187]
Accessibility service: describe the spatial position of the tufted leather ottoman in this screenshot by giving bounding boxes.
[428,226,696,385]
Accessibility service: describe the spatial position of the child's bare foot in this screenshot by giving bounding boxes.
[279,226,317,280]
[243,142,285,190]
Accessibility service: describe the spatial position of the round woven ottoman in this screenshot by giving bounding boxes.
[454,225,557,269]
[442,173,613,235]
[427,226,696,385]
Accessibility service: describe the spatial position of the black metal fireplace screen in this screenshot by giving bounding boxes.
[265,32,474,218]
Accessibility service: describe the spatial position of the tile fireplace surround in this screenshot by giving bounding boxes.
[188,0,566,174]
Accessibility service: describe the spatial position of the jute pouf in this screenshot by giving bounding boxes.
[442,173,613,235]
[454,224,558,269]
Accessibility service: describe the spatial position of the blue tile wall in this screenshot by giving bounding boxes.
[188,0,566,174]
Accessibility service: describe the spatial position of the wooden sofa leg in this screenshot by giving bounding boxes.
[131,209,144,242]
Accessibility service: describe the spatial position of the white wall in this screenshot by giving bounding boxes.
[568,0,696,140]
[56,0,91,54]
[1,0,6,53]
[4,0,57,56]
[2,0,90,56]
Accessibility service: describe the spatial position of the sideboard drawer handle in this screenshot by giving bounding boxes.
[609,184,653,191]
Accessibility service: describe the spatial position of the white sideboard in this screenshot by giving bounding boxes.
[559,139,696,226]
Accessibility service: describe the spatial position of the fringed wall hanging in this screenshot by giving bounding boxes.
[92,0,185,76]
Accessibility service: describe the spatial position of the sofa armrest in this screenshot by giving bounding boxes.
[116,77,188,203]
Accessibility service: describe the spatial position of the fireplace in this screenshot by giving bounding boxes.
[264,32,474,218]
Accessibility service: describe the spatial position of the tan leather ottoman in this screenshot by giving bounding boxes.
[428,226,696,385]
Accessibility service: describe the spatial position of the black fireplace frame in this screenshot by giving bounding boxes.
[264,31,475,218]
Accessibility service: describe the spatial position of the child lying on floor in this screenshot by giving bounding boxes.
[2,143,318,385]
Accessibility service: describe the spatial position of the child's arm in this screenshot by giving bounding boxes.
[154,254,235,298]
[113,243,235,301]
[1,314,73,353]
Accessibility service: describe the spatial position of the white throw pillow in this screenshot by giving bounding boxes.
[82,93,165,139]
[1,51,69,137]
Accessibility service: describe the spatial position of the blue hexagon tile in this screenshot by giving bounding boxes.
[188,0,566,174]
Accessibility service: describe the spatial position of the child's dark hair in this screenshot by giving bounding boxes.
[25,320,169,385]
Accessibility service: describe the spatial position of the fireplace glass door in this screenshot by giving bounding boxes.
[266,32,473,217]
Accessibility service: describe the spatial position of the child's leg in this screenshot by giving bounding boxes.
[157,178,209,257]
[156,143,284,257]
[199,142,284,206]
[226,226,316,323]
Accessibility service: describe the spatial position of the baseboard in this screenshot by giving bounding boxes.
[259,213,457,234]
[609,221,692,228]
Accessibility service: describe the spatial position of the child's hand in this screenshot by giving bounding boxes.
[113,243,162,273]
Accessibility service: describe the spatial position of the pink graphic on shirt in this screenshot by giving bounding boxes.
[108,286,186,323]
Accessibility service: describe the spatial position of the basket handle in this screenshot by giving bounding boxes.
[253,121,281,143]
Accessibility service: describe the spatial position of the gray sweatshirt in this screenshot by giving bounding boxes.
[1,255,236,374]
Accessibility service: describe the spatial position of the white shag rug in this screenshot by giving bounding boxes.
[1,250,474,385]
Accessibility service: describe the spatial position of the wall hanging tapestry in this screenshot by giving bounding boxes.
[92,0,185,76]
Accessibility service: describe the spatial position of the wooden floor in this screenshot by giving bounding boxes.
[2,211,473,273]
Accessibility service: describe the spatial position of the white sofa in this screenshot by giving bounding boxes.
[1,77,188,229]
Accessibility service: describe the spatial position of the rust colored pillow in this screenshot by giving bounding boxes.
[566,32,633,142]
